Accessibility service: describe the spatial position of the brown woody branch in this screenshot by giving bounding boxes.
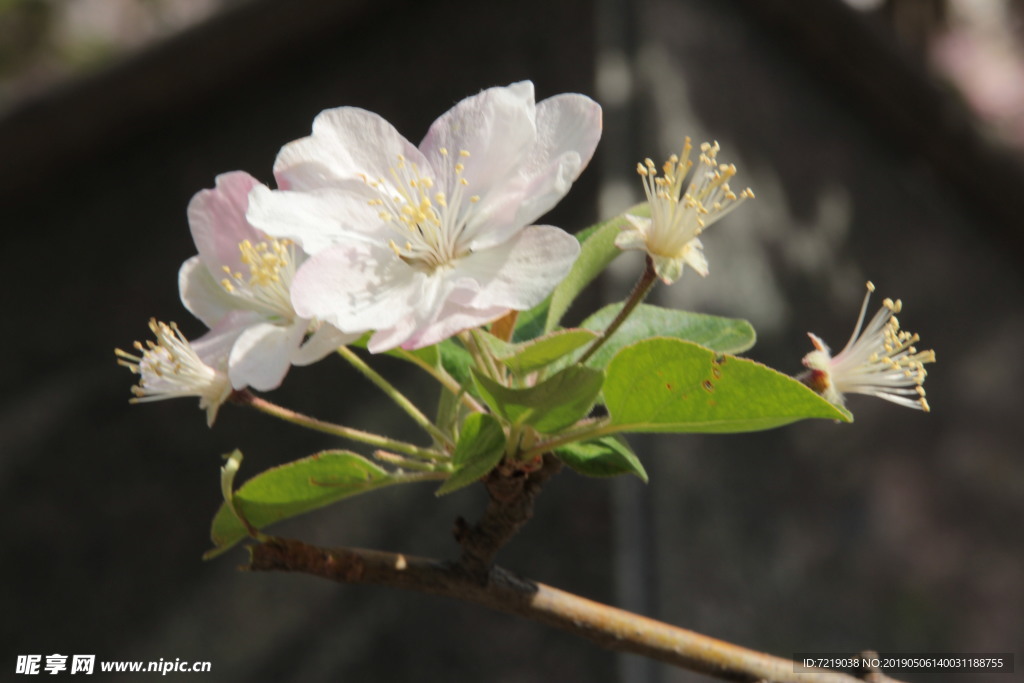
[248,537,905,683]
[452,453,563,577]
[245,456,905,683]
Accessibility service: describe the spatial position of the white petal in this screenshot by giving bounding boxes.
[291,323,359,365]
[274,107,423,190]
[397,301,509,351]
[178,256,236,327]
[420,82,536,193]
[509,93,602,227]
[289,243,428,333]
[246,185,380,254]
[614,217,650,252]
[366,316,418,353]
[682,238,709,277]
[190,314,251,367]
[187,172,265,274]
[454,225,580,310]
[420,83,539,246]
[228,321,307,391]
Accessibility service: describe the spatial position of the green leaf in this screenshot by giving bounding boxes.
[206,451,397,559]
[555,436,648,482]
[472,365,605,433]
[435,412,507,496]
[540,203,649,334]
[435,338,475,390]
[604,338,851,433]
[579,303,756,368]
[476,328,599,375]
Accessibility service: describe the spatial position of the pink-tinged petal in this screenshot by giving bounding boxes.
[228,321,308,391]
[453,225,579,310]
[274,107,424,191]
[366,316,418,353]
[246,185,381,254]
[290,244,430,333]
[191,313,252,368]
[291,323,359,365]
[178,255,236,327]
[420,82,537,212]
[187,172,265,274]
[398,301,509,351]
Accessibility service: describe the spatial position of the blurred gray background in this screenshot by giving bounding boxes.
[2,0,1021,681]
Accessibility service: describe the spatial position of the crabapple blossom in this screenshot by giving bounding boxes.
[800,282,936,411]
[115,319,233,426]
[247,81,602,352]
[616,138,753,284]
[180,171,355,391]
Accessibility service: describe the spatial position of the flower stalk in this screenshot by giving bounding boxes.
[336,346,455,448]
[576,256,658,365]
[233,390,446,461]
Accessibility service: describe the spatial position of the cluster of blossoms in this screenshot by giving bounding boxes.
[118,81,934,422]
[118,82,602,420]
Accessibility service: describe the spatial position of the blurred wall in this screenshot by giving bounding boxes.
[3,0,1021,682]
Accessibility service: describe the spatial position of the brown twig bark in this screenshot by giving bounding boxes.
[245,457,906,682]
[452,453,563,578]
[247,537,905,683]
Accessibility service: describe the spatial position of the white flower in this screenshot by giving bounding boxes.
[246,81,602,352]
[115,319,233,426]
[179,171,356,391]
[616,138,753,284]
[800,282,936,412]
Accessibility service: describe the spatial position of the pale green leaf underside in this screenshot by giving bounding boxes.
[542,203,649,334]
[555,435,648,482]
[473,365,604,434]
[580,303,756,368]
[436,413,506,496]
[206,451,399,558]
[477,328,598,375]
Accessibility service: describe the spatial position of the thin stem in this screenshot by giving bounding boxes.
[458,331,489,377]
[249,538,907,683]
[233,391,446,461]
[469,329,505,382]
[577,255,659,366]
[374,450,453,474]
[392,348,486,413]
[337,346,454,449]
[459,330,504,385]
[519,418,622,461]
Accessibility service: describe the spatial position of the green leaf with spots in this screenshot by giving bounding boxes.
[604,338,851,433]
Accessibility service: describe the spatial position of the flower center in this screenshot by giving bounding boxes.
[637,139,754,255]
[366,149,480,273]
[115,319,228,404]
[219,237,297,320]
